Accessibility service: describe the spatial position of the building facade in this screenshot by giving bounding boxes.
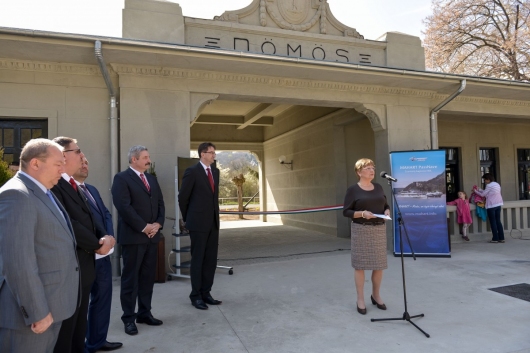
[1,0,530,263]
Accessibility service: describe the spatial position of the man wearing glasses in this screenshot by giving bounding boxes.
[51,137,115,353]
[179,142,222,310]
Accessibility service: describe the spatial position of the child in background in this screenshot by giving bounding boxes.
[447,191,473,241]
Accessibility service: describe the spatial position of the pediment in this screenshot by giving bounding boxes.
[214,0,363,39]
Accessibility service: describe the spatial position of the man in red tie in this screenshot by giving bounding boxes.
[111,145,165,335]
[51,137,115,353]
[179,142,222,310]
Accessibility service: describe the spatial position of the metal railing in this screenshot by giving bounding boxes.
[446,200,530,242]
[219,197,260,206]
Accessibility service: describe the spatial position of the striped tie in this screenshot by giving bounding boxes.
[140,173,151,192]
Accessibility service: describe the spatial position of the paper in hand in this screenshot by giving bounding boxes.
[373,214,392,220]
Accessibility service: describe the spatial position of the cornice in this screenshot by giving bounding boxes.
[111,63,436,97]
[111,64,530,107]
[1,57,527,108]
[0,57,100,75]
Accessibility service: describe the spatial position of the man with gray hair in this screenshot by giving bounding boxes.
[112,145,165,335]
[0,138,79,353]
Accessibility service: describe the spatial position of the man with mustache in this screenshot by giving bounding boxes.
[111,145,165,336]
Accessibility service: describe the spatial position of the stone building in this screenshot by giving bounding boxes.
[1,0,529,266]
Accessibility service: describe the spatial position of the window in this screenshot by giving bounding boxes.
[517,149,530,200]
[0,119,48,165]
[441,147,460,202]
[479,148,498,189]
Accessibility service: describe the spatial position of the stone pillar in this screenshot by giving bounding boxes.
[333,124,349,238]
[119,86,191,262]
[374,104,431,249]
[380,32,425,71]
[123,0,185,44]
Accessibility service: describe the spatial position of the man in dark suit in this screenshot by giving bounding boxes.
[111,145,165,335]
[179,142,222,310]
[51,137,115,353]
[73,157,122,352]
[0,139,79,353]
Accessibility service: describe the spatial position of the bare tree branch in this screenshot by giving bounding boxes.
[424,0,530,81]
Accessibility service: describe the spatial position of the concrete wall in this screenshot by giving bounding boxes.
[439,117,530,201]
[0,71,113,207]
[264,116,337,235]
[118,86,192,234]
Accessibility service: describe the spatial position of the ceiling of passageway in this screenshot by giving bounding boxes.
[192,99,343,132]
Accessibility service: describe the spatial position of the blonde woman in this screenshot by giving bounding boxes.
[343,158,390,315]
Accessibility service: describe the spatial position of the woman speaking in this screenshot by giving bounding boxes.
[343,158,390,315]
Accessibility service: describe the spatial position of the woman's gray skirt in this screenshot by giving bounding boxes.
[350,222,388,270]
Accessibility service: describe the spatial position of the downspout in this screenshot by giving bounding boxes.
[95,40,120,276]
[430,79,466,149]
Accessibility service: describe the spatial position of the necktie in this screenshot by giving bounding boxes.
[69,177,78,192]
[207,167,214,192]
[46,190,65,220]
[79,184,97,208]
[47,190,74,236]
[140,173,151,192]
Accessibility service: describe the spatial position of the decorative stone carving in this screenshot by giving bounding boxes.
[108,63,530,108]
[214,0,363,38]
[190,93,219,125]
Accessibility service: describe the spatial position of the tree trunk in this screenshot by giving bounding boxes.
[237,184,244,219]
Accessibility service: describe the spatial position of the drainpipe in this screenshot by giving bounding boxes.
[95,40,120,276]
[430,79,466,149]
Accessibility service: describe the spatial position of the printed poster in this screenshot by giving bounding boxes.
[390,150,450,257]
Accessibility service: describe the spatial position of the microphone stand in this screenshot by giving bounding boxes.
[371,179,430,338]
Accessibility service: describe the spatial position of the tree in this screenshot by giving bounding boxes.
[216,151,259,200]
[231,174,246,219]
[423,0,530,81]
[0,148,14,187]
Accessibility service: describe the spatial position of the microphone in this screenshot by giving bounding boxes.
[380,171,398,182]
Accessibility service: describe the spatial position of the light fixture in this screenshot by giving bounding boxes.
[278,155,293,170]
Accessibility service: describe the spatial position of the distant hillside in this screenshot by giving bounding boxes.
[402,172,445,193]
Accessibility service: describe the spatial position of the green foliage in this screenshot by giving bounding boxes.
[215,152,259,199]
[0,148,14,187]
[148,162,157,177]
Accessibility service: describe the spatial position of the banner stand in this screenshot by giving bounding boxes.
[390,150,451,257]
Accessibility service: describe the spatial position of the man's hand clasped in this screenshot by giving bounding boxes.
[95,235,115,255]
[144,222,161,238]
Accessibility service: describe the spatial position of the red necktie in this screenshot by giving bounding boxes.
[140,173,151,192]
[69,177,78,192]
[207,168,214,192]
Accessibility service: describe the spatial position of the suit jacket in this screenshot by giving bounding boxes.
[111,168,165,245]
[0,173,79,329]
[85,183,114,236]
[178,162,220,232]
[52,178,105,288]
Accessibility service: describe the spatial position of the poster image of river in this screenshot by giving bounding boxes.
[390,150,450,257]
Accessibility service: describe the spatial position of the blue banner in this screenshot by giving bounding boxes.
[390,150,450,257]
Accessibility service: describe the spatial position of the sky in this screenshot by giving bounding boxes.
[0,0,433,41]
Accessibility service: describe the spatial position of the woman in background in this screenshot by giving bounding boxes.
[473,173,504,243]
[343,158,390,315]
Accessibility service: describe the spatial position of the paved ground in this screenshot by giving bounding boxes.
[106,220,530,353]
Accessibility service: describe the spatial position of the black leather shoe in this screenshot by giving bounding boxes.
[371,295,387,310]
[357,305,367,315]
[203,295,222,305]
[192,299,208,310]
[98,341,123,351]
[124,322,138,335]
[136,314,163,326]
